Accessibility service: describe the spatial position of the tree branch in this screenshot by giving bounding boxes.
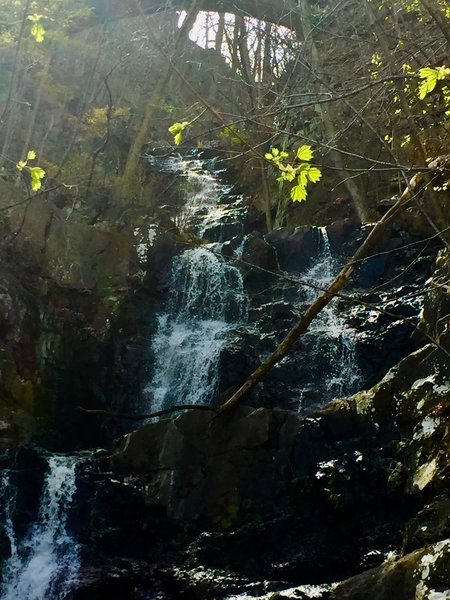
[78,404,217,421]
[217,155,450,415]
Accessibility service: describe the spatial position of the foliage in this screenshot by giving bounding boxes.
[219,124,248,146]
[28,13,45,42]
[265,145,322,202]
[168,121,190,145]
[418,66,450,100]
[16,151,46,191]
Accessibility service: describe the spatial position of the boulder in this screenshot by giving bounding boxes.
[265,226,322,272]
[332,539,450,600]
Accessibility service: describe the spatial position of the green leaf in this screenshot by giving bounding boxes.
[306,166,322,183]
[29,166,46,191]
[168,121,189,135]
[277,164,297,181]
[31,22,45,43]
[436,66,450,80]
[296,145,314,161]
[418,67,438,99]
[281,170,296,182]
[290,184,307,202]
[168,120,190,145]
[27,150,36,160]
[297,164,309,187]
[27,13,43,22]
[16,160,27,171]
[265,152,274,161]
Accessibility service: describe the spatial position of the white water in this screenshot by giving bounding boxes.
[0,471,17,560]
[298,228,360,405]
[146,153,244,239]
[146,246,247,412]
[0,455,80,600]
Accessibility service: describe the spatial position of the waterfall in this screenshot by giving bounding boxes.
[298,227,361,406]
[0,471,17,561]
[146,153,245,240]
[146,246,248,412]
[0,455,80,600]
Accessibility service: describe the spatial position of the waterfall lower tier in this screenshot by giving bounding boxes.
[146,247,248,412]
[0,455,79,600]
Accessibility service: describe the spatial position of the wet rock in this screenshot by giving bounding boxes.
[326,218,360,253]
[265,227,321,273]
[203,221,243,242]
[240,232,279,271]
[404,496,450,553]
[332,539,450,600]
[217,328,260,395]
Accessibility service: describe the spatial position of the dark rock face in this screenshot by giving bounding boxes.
[332,540,450,600]
[264,226,323,273]
[0,156,448,600]
[59,333,449,598]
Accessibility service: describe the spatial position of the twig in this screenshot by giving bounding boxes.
[78,404,217,421]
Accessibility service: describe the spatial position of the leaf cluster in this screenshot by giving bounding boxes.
[418,65,450,100]
[16,150,46,191]
[265,145,322,202]
[28,14,45,43]
[168,121,190,145]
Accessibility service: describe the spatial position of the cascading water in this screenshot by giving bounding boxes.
[143,153,248,413]
[0,455,80,600]
[146,246,247,412]
[296,228,361,407]
[146,153,246,240]
[0,470,17,563]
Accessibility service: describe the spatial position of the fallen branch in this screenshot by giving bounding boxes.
[218,156,450,415]
[78,404,217,421]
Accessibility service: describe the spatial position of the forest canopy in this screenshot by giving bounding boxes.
[0,0,448,230]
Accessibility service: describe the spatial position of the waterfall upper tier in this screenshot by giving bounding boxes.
[146,153,247,241]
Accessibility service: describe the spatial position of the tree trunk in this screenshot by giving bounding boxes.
[120,0,202,197]
[0,0,31,167]
[420,0,450,50]
[364,0,449,243]
[215,12,225,56]
[297,0,374,223]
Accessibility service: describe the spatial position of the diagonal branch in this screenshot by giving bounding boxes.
[217,155,450,415]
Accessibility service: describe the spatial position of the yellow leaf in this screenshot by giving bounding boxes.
[291,184,307,202]
[31,22,45,42]
[27,150,36,160]
[296,145,314,161]
[306,167,322,183]
[29,166,46,191]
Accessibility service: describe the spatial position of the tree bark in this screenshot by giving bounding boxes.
[218,156,449,415]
